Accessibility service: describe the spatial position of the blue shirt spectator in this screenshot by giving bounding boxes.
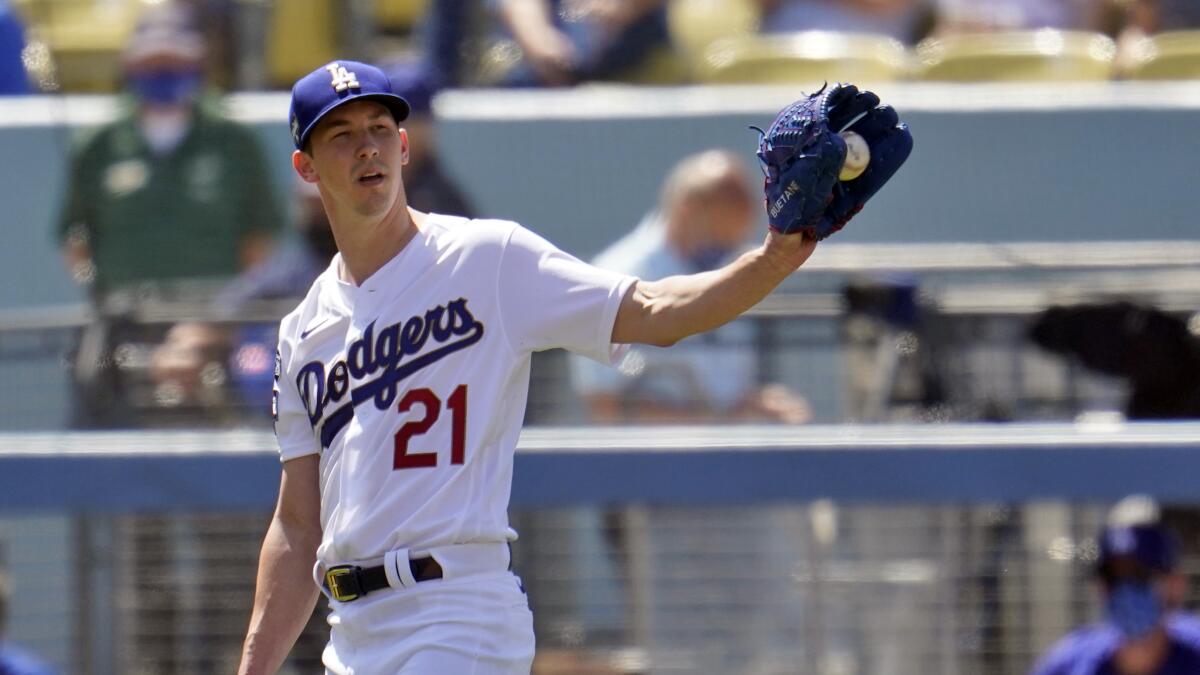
[1031,615,1200,675]
[494,0,669,86]
[0,0,30,94]
[1031,496,1200,675]
[571,149,809,423]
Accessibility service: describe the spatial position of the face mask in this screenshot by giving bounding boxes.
[129,70,202,106]
[1106,582,1163,639]
[687,245,732,273]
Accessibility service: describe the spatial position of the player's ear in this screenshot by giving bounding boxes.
[293,149,319,184]
[399,128,410,166]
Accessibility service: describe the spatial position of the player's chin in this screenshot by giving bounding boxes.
[352,190,394,217]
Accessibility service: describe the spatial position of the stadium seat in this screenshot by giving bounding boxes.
[375,0,428,33]
[695,31,909,85]
[617,46,692,85]
[12,0,141,92]
[914,30,1116,82]
[667,0,759,57]
[267,0,339,87]
[1124,31,1200,80]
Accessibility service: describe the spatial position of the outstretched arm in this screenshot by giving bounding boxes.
[611,231,816,347]
[237,454,323,675]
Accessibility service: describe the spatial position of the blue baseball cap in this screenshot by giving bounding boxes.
[289,60,411,150]
[1097,496,1178,577]
[1099,524,1177,574]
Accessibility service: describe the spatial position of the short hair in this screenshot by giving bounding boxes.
[659,149,754,216]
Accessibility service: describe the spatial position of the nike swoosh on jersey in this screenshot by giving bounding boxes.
[300,318,334,340]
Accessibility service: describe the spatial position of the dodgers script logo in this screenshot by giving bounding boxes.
[297,298,484,448]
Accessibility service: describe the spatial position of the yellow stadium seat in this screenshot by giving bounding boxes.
[696,32,909,85]
[914,30,1116,82]
[667,0,759,57]
[12,0,143,92]
[375,0,429,32]
[267,0,339,88]
[1124,31,1200,80]
[618,46,692,85]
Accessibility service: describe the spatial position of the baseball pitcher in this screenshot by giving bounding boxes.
[237,62,911,674]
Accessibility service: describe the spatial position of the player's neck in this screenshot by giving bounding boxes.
[332,202,422,286]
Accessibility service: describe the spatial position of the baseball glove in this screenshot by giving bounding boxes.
[753,83,913,240]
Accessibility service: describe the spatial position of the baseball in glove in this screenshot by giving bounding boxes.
[752,83,913,240]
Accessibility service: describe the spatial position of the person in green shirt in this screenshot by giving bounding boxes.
[58,2,283,298]
[57,2,284,427]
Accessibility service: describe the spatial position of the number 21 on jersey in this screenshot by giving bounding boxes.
[394,385,467,470]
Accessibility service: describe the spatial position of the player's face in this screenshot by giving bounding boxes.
[300,100,408,218]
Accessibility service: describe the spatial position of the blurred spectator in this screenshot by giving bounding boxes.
[494,0,670,86]
[382,62,477,217]
[755,0,935,44]
[56,1,282,298]
[1030,301,1200,420]
[842,274,951,422]
[0,570,56,675]
[0,0,29,94]
[1115,0,1200,72]
[933,0,1104,33]
[1121,0,1200,35]
[148,176,334,414]
[56,2,283,427]
[571,148,810,424]
[1030,495,1200,675]
[421,0,483,87]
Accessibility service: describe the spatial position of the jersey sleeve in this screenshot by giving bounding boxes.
[495,224,636,363]
[273,318,320,462]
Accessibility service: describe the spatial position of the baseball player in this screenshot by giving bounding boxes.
[236,62,910,674]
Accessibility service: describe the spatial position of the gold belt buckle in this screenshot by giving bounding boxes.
[325,565,362,602]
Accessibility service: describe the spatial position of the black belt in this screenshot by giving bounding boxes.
[323,556,443,602]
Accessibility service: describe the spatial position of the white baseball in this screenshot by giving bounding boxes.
[839,131,870,181]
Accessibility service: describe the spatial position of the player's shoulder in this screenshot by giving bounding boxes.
[420,212,525,254]
[1030,624,1118,675]
[276,262,339,354]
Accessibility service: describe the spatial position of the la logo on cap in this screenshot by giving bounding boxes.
[326,62,360,93]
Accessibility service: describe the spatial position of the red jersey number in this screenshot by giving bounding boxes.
[393,384,468,470]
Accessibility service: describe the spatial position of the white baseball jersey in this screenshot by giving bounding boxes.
[272,214,634,566]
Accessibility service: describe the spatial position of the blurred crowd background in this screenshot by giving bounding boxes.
[1,1,1200,674]
[0,0,1194,432]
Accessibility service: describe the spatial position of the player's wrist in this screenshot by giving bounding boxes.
[761,230,817,276]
